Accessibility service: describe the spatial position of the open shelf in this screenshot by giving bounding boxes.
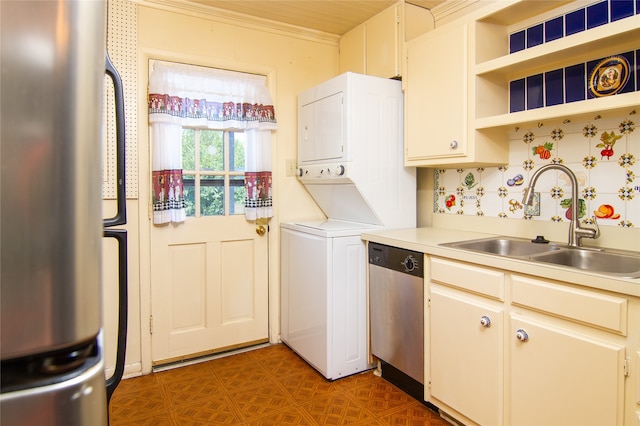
[476,15,640,79]
[473,1,639,136]
[475,91,639,132]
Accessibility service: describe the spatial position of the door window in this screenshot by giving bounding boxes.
[181,129,245,217]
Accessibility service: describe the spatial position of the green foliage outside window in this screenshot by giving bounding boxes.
[181,129,245,217]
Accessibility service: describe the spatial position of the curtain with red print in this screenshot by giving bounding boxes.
[148,60,277,224]
[244,129,272,220]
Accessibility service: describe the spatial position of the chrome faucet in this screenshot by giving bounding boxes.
[522,164,599,248]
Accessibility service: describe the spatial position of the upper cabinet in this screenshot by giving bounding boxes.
[405,15,510,167]
[339,22,367,76]
[339,2,432,79]
[405,0,640,167]
[366,4,401,78]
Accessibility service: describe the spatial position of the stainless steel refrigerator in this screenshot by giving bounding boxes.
[1,1,128,424]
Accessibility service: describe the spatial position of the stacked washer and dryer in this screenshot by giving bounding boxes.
[280,72,416,380]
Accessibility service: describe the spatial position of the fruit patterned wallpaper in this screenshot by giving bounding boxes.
[434,113,639,229]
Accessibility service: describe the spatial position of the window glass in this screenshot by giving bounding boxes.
[200,130,223,171]
[200,175,224,216]
[230,132,245,172]
[182,129,195,170]
[181,128,245,217]
[230,175,245,215]
[183,174,195,216]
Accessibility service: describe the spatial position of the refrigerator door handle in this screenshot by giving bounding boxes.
[104,53,127,228]
[103,229,128,405]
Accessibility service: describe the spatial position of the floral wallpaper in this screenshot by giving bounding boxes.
[434,113,639,229]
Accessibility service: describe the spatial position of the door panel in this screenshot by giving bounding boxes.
[169,243,206,331]
[221,239,258,323]
[151,215,268,364]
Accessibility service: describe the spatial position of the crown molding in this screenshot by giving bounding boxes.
[430,0,481,24]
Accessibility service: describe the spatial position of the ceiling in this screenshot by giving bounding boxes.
[184,0,445,35]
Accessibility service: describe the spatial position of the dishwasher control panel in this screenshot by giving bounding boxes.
[368,242,423,278]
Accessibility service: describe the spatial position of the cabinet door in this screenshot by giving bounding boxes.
[509,315,625,426]
[430,285,503,425]
[366,4,399,78]
[406,22,467,161]
[339,26,365,75]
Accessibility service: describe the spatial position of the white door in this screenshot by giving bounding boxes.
[150,129,269,365]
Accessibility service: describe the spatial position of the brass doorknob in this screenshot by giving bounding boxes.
[256,225,266,236]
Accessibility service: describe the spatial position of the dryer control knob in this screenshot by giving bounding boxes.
[336,165,345,176]
[298,168,304,177]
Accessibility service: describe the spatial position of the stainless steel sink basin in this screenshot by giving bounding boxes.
[530,249,640,278]
[441,237,560,257]
[441,237,640,278]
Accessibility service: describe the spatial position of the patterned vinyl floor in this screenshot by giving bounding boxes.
[108,343,450,425]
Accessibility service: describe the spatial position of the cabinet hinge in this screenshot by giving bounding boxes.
[149,315,153,335]
[623,356,630,377]
[148,202,153,220]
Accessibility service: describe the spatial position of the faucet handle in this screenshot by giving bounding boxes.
[590,216,601,239]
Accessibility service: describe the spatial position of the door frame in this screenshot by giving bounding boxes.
[137,49,281,374]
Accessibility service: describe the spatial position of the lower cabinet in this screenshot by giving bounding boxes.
[428,256,631,426]
[430,284,504,426]
[509,315,625,426]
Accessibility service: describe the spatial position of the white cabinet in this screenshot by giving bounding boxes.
[340,4,399,78]
[508,274,627,426]
[339,2,431,79]
[430,285,504,426]
[509,315,624,426]
[339,25,366,75]
[428,257,632,426]
[365,4,400,78]
[405,18,509,167]
[429,257,505,425]
[404,1,639,167]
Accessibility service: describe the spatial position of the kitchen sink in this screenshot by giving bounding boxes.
[531,249,640,278]
[441,237,640,278]
[441,237,561,257]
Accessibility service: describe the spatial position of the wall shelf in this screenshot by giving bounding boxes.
[476,15,640,79]
[474,2,639,136]
[475,91,639,132]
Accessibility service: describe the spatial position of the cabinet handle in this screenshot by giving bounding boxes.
[480,316,491,327]
[515,329,529,342]
[450,140,458,150]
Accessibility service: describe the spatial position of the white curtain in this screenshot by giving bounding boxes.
[244,129,273,220]
[148,60,277,224]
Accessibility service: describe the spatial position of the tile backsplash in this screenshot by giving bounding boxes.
[434,113,639,229]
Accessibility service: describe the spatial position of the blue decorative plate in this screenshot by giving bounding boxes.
[588,55,630,97]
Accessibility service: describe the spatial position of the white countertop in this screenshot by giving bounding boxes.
[362,227,640,297]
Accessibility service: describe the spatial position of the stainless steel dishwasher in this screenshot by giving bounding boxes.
[369,242,424,388]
